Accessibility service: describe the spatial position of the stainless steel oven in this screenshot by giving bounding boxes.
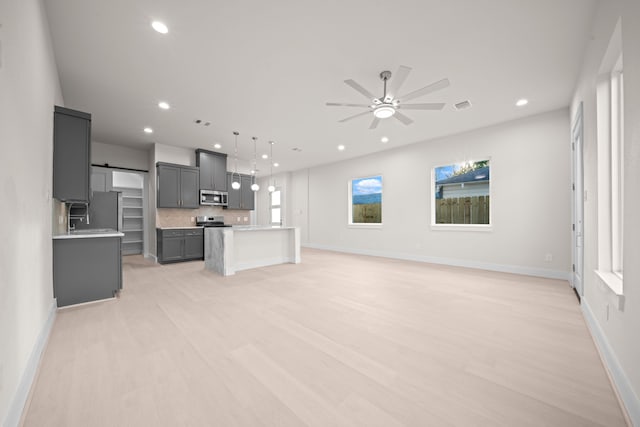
[200,190,228,206]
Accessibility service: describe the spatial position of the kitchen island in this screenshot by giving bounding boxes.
[204,226,300,276]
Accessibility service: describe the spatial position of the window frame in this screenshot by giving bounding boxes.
[348,175,383,228]
[270,188,282,226]
[430,158,492,231]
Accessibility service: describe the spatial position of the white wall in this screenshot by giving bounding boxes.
[0,0,62,425]
[92,141,149,171]
[291,109,571,279]
[571,0,640,423]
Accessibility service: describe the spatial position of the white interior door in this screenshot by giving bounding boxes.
[572,105,584,298]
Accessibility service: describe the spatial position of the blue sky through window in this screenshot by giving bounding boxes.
[352,176,382,195]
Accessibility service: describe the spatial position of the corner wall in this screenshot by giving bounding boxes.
[291,109,572,279]
[0,0,62,425]
[570,0,640,423]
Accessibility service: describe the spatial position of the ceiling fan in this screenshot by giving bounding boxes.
[326,65,450,129]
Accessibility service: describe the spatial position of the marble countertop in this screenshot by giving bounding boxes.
[53,229,125,240]
[230,225,297,231]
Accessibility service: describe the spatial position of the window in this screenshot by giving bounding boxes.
[270,189,281,225]
[349,175,382,226]
[595,22,624,295]
[432,160,490,227]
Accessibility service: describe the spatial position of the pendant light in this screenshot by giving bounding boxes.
[231,131,241,190]
[250,136,260,191]
[267,141,276,193]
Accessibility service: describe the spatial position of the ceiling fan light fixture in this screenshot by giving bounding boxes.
[374,105,396,119]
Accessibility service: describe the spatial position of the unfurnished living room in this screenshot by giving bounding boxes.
[1,1,639,426]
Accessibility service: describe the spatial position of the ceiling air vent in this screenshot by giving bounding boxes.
[453,100,472,111]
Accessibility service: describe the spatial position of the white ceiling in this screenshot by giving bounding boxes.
[43,0,597,174]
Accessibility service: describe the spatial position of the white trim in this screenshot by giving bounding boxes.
[582,300,639,426]
[303,243,570,280]
[4,301,57,427]
[431,224,492,232]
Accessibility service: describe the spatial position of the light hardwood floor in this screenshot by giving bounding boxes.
[22,249,626,426]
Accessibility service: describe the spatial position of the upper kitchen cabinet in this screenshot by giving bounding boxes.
[196,149,228,192]
[53,106,91,202]
[226,172,255,210]
[156,162,200,208]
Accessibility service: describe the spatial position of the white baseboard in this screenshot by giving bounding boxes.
[582,300,639,426]
[303,243,570,280]
[4,300,57,427]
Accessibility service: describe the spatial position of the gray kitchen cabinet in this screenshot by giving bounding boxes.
[157,228,204,263]
[196,149,228,192]
[184,229,204,259]
[226,172,255,210]
[156,162,200,208]
[53,106,91,202]
[53,236,122,307]
[240,175,255,210]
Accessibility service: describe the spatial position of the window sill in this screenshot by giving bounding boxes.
[595,269,625,311]
[348,223,383,229]
[431,224,492,232]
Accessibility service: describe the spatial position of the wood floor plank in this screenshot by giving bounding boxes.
[21,249,627,426]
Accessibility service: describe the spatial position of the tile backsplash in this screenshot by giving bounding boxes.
[156,206,252,228]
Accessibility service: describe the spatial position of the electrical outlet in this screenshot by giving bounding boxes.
[59,215,64,224]
[545,253,553,262]
[243,217,248,222]
[236,217,240,222]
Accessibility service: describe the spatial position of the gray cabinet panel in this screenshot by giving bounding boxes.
[157,228,203,263]
[227,172,241,209]
[157,162,199,208]
[180,168,200,208]
[241,175,255,210]
[225,172,254,210]
[53,106,91,202]
[53,236,122,307]
[184,233,204,259]
[157,164,180,208]
[196,150,227,192]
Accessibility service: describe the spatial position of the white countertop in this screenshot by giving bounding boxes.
[231,225,297,231]
[53,229,125,239]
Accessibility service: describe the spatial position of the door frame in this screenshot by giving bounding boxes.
[571,102,585,299]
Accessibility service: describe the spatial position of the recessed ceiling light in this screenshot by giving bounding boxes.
[261,154,268,159]
[143,127,153,134]
[214,143,221,149]
[273,162,279,167]
[516,98,529,107]
[151,21,168,34]
[337,145,345,151]
[381,136,389,143]
[158,101,170,110]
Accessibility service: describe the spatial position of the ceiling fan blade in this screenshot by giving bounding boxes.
[369,117,380,129]
[399,78,450,102]
[326,102,371,108]
[387,65,412,100]
[339,110,372,123]
[397,103,445,110]
[393,111,414,126]
[344,79,377,101]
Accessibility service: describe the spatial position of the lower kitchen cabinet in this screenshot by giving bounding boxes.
[53,236,122,307]
[157,228,204,264]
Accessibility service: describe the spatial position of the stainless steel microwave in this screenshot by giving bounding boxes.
[200,190,228,206]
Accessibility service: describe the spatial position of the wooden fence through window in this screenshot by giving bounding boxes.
[435,196,490,224]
